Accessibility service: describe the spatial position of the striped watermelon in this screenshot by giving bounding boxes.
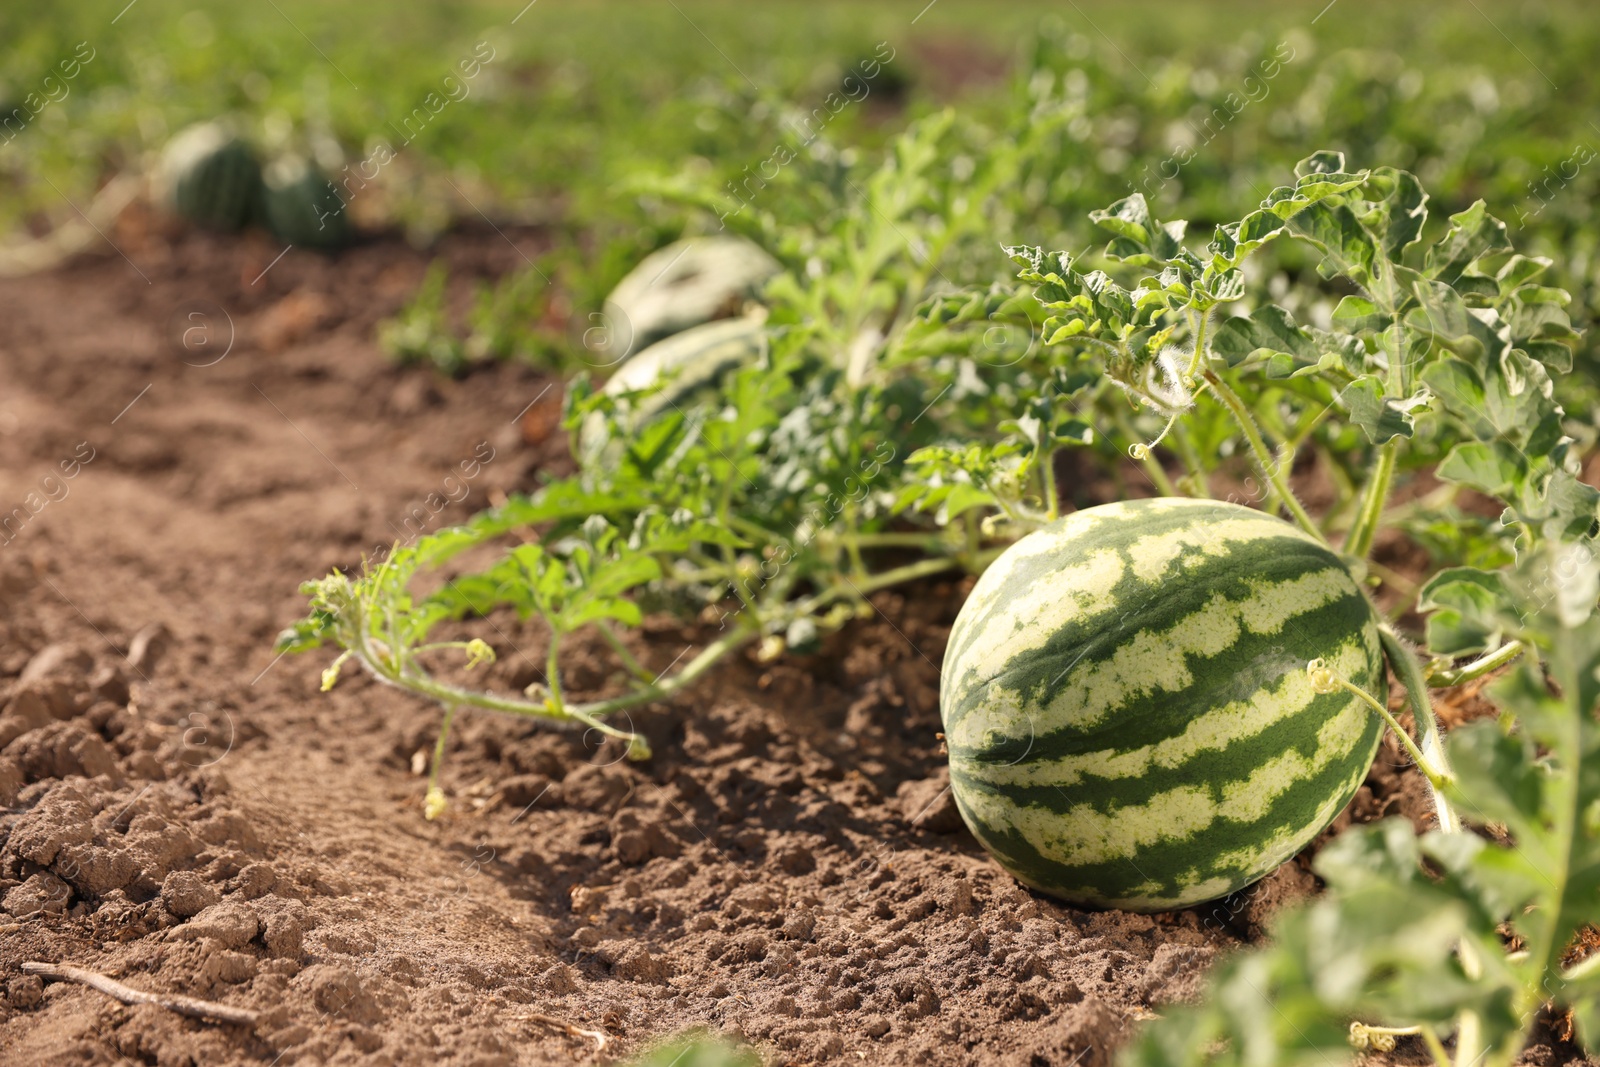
[603,237,779,363]
[577,316,767,462]
[160,122,262,232]
[941,497,1385,912]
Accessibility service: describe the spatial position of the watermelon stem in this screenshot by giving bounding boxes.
[1348,1021,1449,1065]
[1202,369,1324,544]
[1378,626,1462,834]
[1182,307,1212,384]
[1043,446,1060,520]
[1168,419,1211,498]
[1424,640,1524,687]
[1309,651,1460,830]
[1345,438,1398,561]
[423,703,459,821]
[594,620,656,684]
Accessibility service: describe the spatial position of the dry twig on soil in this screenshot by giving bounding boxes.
[516,1011,611,1052]
[21,961,260,1026]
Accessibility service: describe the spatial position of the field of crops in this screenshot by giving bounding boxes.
[2,1,1599,1065]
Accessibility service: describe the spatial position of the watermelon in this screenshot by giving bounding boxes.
[262,156,350,248]
[578,316,767,462]
[159,122,263,232]
[941,497,1385,912]
[602,237,779,363]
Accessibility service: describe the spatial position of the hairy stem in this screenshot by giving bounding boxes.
[1169,419,1212,498]
[1202,370,1323,542]
[595,620,654,684]
[1183,307,1211,382]
[1378,627,1461,834]
[795,554,964,618]
[1043,446,1060,521]
[1345,438,1397,561]
[545,631,565,712]
[423,703,459,819]
[832,532,953,550]
[428,703,458,792]
[1426,640,1524,687]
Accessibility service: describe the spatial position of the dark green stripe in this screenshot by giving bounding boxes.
[950,587,1382,769]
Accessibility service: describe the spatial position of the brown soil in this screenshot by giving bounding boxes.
[0,222,1581,1067]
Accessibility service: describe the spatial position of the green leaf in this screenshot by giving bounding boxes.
[1366,167,1429,258]
[1208,210,1290,269]
[1425,200,1511,282]
[1339,377,1430,443]
[1404,273,1481,357]
[1417,566,1512,655]
[1288,201,1380,290]
[1294,150,1348,177]
[1311,816,1424,889]
[1209,306,1322,375]
[1495,254,1550,291]
[1436,441,1527,496]
[1522,340,1575,374]
[1421,358,1494,438]
[1332,295,1389,335]
[1053,418,1095,446]
[1089,193,1185,264]
[1261,170,1367,219]
[1444,723,1544,842]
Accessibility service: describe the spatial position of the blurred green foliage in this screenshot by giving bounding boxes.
[5,1,1600,381]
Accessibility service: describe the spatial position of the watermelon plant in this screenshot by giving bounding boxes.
[929,149,1590,914]
[971,154,1598,1063]
[284,139,1597,1061]
[284,110,1060,791]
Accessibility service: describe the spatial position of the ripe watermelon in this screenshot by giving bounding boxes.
[159,122,263,232]
[941,497,1385,912]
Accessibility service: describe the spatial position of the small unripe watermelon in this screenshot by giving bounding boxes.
[941,497,1385,912]
[262,157,349,248]
[159,122,263,232]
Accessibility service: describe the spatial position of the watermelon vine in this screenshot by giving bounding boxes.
[282,142,1597,1064]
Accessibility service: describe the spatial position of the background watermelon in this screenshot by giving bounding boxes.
[941,497,1386,912]
[262,156,350,248]
[577,315,768,462]
[159,122,262,232]
[602,237,779,363]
